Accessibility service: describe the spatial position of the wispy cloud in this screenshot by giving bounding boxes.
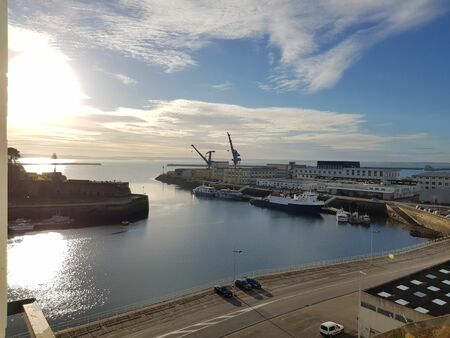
[210,81,233,91]
[9,1,445,92]
[8,98,439,161]
[113,73,138,86]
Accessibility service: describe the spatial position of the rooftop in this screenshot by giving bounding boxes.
[365,260,450,317]
[413,172,450,178]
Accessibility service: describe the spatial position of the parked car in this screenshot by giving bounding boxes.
[245,277,261,289]
[235,278,252,291]
[214,285,233,298]
[320,321,344,336]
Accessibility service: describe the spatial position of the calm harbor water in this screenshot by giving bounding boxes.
[7,160,426,335]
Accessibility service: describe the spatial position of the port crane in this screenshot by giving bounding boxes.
[191,144,215,168]
[227,132,241,168]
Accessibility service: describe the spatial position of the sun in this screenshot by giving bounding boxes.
[8,26,86,128]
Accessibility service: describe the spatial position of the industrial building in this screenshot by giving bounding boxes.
[256,178,417,200]
[359,260,450,337]
[222,166,279,185]
[293,161,400,182]
[256,178,308,190]
[413,172,450,205]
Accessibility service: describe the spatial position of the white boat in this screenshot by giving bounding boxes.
[336,209,349,223]
[251,192,324,215]
[359,214,371,224]
[349,211,360,224]
[193,185,216,197]
[33,215,74,227]
[215,189,243,200]
[8,218,34,232]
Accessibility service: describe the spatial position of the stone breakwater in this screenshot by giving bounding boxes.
[8,194,149,229]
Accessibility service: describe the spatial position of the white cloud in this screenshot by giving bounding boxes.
[9,0,445,92]
[8,98,437,161]
[210,81,233,91]
[113,73,138,86]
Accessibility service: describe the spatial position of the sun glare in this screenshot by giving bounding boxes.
[8,26,86,128]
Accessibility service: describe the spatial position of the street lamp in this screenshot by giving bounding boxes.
[233,249,243,282]
[370,228,380,265]
[358,270,367,338]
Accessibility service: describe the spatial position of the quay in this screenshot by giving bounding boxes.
[55,238,450,338]
[8,194,149,228]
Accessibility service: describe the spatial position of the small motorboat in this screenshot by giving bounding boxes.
[336,209,349,223]
[121,220,129,226]
[359,214,371,225]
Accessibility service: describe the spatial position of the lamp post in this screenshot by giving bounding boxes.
[370,228,380,265]
[358,270,367,338]
[233,249,243,282]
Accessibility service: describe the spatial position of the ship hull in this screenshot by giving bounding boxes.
[193,191,216,197]
[250,199,323,215]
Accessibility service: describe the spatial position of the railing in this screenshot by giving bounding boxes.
[11,235,450,337]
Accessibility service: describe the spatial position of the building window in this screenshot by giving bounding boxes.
[361,302,376,312]
[357,170,360,176]
[352,170,355,175]
[377,308,394,318]
[368,171,371,176]
[374,171,377,176]
[380,171,383,177]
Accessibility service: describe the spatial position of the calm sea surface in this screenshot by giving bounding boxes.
[7,160,426,335]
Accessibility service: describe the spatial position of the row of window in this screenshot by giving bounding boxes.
[418,177,450,180]
[296,169,385,177]
[361,301,413,324]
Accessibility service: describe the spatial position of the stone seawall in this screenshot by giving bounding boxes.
[8,194,149,228]
[397,204,450,235]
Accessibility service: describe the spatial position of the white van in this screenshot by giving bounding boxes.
[320,321,344,336]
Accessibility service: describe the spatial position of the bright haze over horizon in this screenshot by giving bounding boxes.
[7,1,450,162]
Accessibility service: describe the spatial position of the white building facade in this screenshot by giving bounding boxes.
[293,166,400,182]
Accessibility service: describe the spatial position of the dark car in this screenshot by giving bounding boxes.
[235,278,252,291]
[214,285,233,298]
[245,277,261,289]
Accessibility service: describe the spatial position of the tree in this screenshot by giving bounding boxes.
[8,147,21,164]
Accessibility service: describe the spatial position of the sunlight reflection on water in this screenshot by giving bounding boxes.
[8,232,109,320]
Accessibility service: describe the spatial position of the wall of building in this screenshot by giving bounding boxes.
[419,188,450,205]
[293,167,400,182]
[372,314,450,338]
[360,293,430,338]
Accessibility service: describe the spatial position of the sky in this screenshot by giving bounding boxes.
[6,0,450,162]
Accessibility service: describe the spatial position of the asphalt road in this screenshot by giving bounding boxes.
[57,239,450,338]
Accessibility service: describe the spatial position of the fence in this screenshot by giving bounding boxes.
[11,235,450,337]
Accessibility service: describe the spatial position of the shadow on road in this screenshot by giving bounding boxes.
[243,289,264,300]
[221,296,242,307]
[341,333,356,338]
[257,288,273,298]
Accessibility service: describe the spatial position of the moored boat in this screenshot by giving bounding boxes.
[336,209,350,223]
[250,192,324,215]
[33,215,74,227]
[8,218,34,233]
[215,189,243,200]
[193,185,216,197]
[359,214,371,224]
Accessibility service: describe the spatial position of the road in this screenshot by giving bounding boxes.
[56,239,450,338]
